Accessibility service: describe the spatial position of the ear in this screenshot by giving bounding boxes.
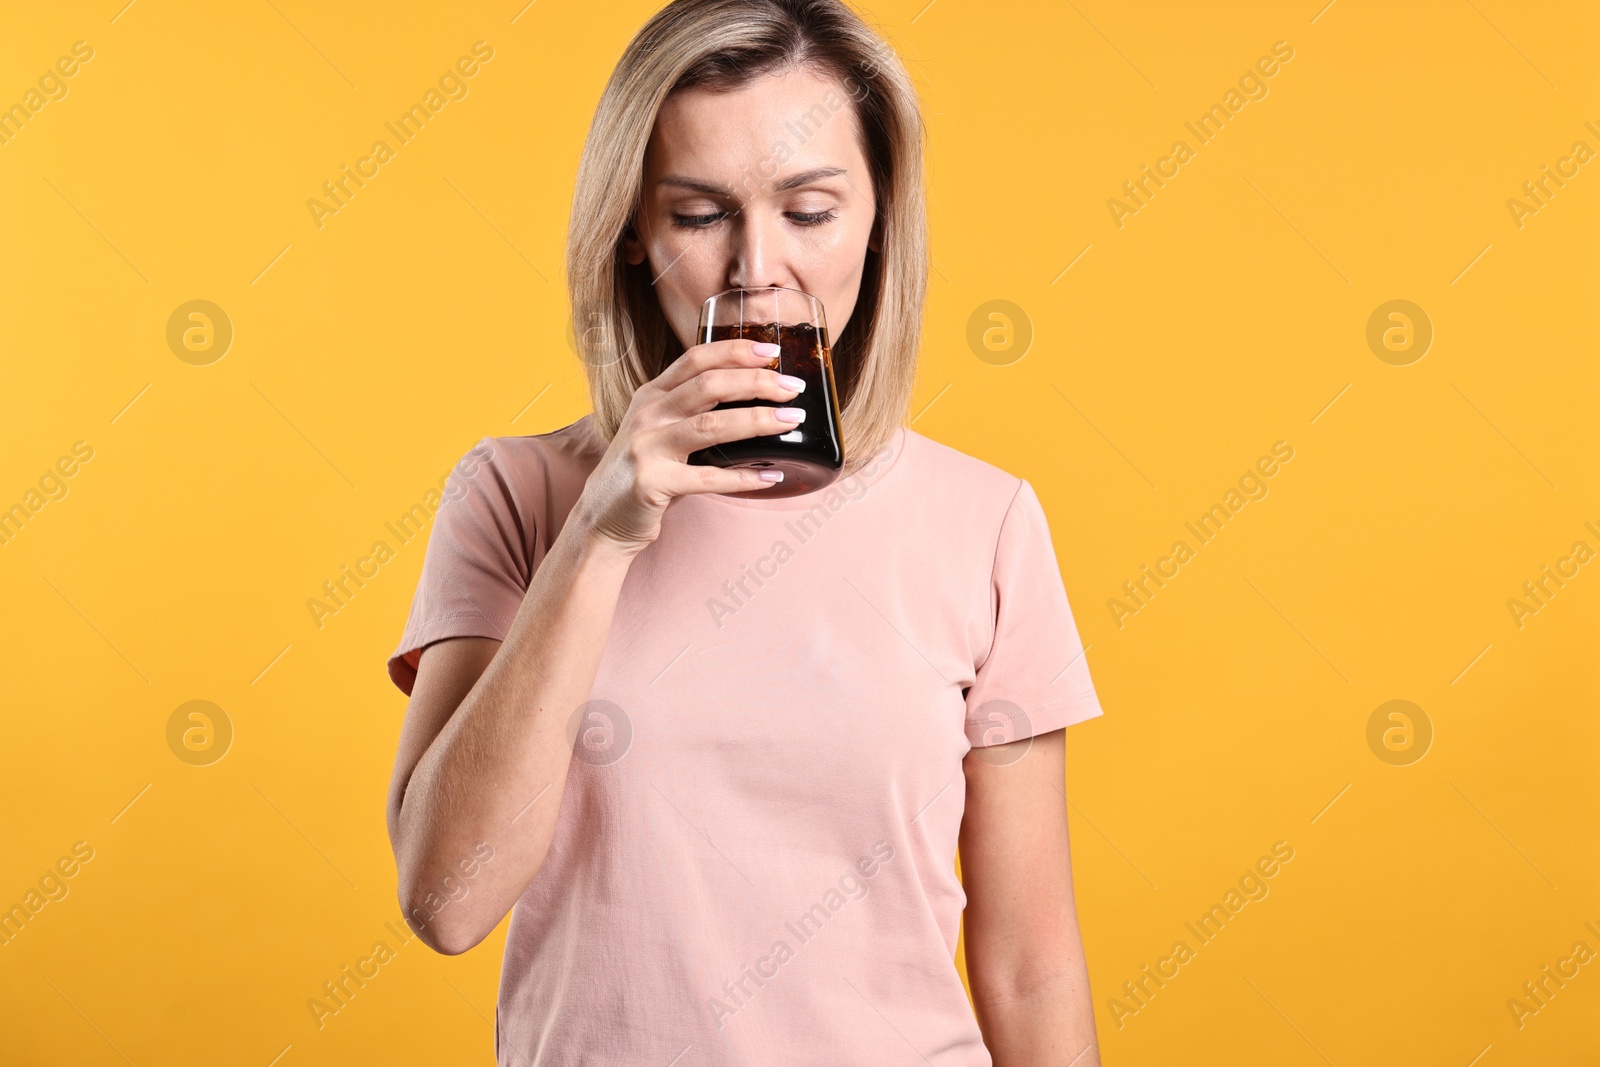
[867,212,882,255]
[621,219,646,266]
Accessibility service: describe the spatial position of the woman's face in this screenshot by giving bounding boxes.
[623,65,881,353]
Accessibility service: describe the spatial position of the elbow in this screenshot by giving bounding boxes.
[396,868,490,956]
[392,837,485,956]
[422,925,481,958]
[398,894,486,957]
[392,821,527,958]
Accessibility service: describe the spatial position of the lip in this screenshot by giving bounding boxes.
[704,284,818,301]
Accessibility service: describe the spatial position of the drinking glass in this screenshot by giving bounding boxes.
[686,286,845,498]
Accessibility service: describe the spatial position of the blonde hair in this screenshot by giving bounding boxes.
[566,0,927,477]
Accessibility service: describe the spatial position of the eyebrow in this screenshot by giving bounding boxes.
[657,166,849,196]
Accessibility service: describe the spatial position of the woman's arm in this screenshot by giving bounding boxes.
[959,727,1101,1066]
[386,521,638,955]
[385,340,802,956]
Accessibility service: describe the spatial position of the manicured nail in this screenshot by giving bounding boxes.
[775,407,806,423]
[752,342,780,357]
[776,374,806,392]
[758,470,785,482]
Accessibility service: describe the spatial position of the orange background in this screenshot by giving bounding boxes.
[1,1,1595,1064]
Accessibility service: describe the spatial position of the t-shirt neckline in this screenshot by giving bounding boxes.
[694,425,910,510]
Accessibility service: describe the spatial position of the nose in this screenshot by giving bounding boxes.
[725,206,791,291]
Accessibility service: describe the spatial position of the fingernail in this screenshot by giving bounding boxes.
[775,407,806,423]
[776,374,806,392]
[752,342,780,357]
[758,470,785,482]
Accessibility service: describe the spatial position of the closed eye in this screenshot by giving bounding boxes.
[670,209,838,229]
[671,211,725,229]
[789,210,837,226]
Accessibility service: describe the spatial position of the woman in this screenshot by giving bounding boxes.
[384,1,1104,1063]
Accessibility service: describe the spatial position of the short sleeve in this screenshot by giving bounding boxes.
[963,478,1104,747]
[386,438,531,697]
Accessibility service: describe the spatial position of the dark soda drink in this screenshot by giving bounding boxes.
[686,320,845,498]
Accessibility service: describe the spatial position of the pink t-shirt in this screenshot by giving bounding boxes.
[388,414,1104,1066]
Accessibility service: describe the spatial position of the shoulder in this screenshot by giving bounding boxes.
[899,427,1029,518]
[444,414,603,544]
[448,414,602,495]
[465,414,603,478]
